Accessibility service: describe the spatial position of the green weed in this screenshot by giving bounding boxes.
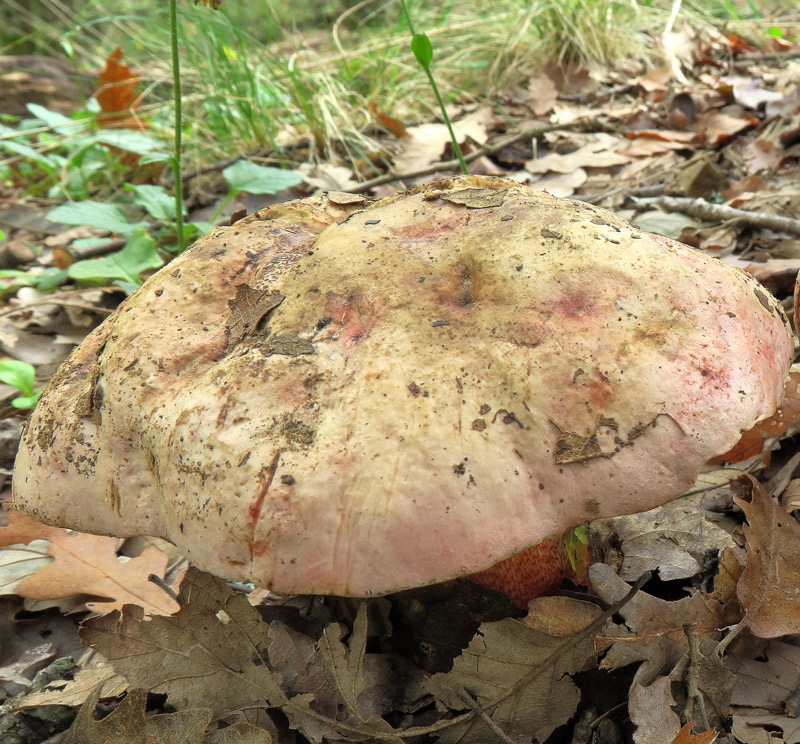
[0,360,41,409]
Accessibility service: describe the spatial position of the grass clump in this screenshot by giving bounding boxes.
[4,0,797,184]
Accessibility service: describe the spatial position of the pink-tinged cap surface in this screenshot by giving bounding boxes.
[13,176,793,596]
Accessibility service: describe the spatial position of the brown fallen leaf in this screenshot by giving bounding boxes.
[15,529,179,616]
[529,168,587,198]
[693,108,757,146]
[628,676,681,744]
[591,492,736,583]
[64,687,212,744]
[733,475,800,638]
[670,721,717,744]
[592,563,726,686]
[0,508,64,546]
[392,106,493,175]
[0,597,85,703]
[368,102,407,138]
[522,595,601,636]
[81,569,403,743]
[427,612,597,744]
[95,46,143,130]
[524,68,560,116]
[206,723,274,744]
[14,663,127,710]
[728,640,800,743]
[526,134,630,174]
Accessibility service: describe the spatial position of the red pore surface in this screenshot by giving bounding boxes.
[13,177,793,597]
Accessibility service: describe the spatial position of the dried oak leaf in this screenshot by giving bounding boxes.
[206,723,274,744]
[0,508,63,546]
[591,493,736,583]
[733,475,800,638]
[64,687,212,744]
[95,47,142,129]
[728,640,800,744]
[226,286,284,348]
[628,676,681,744]
[592,563,725,686]
[14,663,126,710]
[15,530,179,616]
[270,604,401,743]
[80,568,402,743]
[426,612,597,744]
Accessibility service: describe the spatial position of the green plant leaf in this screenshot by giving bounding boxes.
[26,103,75,134]
[0,139,60,173]
[189,221,216,235]
[127,183,181,221]
[11,392,41,409]
[139,152,170,165]
[0,360,36,397]
[68,228,163,286]
[94,130,168,157]
[222,160,303,195]
[47,201,146,235]
[0,268,67,293]
[411,32,433,67]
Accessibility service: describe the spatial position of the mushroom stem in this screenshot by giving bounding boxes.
[470,528,589,606]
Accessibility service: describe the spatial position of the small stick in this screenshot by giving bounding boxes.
[631,195,800,236]
[148,573,180,602]
[682,623,711,731]
[456,689,521,744]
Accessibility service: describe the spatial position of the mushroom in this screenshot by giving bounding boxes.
[12,176,793,605]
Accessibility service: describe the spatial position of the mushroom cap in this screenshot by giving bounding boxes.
[13,176,793,597]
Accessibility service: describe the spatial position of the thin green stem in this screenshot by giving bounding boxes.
[424,67,467,175]
[399,0,467,176]
[399,0,415,34]
[169,0,186,252]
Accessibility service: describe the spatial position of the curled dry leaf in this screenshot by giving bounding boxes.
[693,108,757,147]
[522,595,601,636]
[733,475,800,638]
[526,134,630,174]
[392,107,493,174]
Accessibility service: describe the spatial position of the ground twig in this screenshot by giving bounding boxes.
[456,690,523,744]
[0,287,119,319]
[682,623,711,731]
[631,195,800,235]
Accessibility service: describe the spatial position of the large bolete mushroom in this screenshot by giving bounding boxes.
[12,176,793,604]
